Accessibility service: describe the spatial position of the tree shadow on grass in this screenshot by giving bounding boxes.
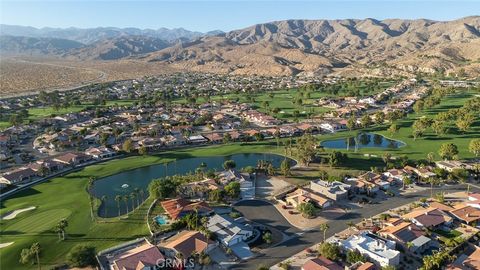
[1,230,23,235]
[65,235,146,242]
[0,188,42,207]
[424,137,452,141]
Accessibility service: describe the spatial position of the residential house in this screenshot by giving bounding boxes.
[436,160,472,172]
[402,207,453,229]
[340,231,400,267]
[180,179,221,199]
[378,220,431,254]
[359,172,391,190]
[187,135,208,144]
[0,167,37,185]
[320,121,347,133]
[449,204,480,225]
[349,262,376,270]
[160,198,213,220]
[207,214,253,247]
[302,257,343,270]
[28,159,63,175]
[85,146,116,159]
[467,193,480,209]
[53,152,91,166]
[162,230,214,258]
[204,133,223,144]
[106,241,164,270]
[309,179,350,201]
[219,169,253,199]
[383,168,407,182]
[463,245,480,269]
[285,187,332,209]
[347,178,379,195]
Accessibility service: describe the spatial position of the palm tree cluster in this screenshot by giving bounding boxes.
[54,218,69,240]
[20,242,41,270]
[421,250,455,270]
[110,188,146,217]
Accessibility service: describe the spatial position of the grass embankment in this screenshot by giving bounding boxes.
[0,142,283,269]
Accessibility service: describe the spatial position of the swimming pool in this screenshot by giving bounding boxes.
[155,215,168,225]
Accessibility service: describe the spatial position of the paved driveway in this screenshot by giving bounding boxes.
[234,200,299,236]
[231,184,478,270]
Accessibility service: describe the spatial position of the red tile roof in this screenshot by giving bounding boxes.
[113,243,164,270]
[160,198,212,220]
[163,230,211,257]
[302,257,343,270]
[464,246,480,269]
[403,207,452,228]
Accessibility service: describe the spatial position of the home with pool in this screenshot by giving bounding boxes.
[160,198,213,222]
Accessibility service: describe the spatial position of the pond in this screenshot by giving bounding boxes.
[92,153,294,217]
[320,132,405,150]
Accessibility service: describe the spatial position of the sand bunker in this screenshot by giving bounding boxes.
[0,242,13,249]
[1,206,36,220]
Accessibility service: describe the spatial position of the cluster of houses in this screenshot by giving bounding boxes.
[280,159,476,210]
[95,166,262,269]
[0,73,319,113]
[301,192,480,270]
[0,148,115,188]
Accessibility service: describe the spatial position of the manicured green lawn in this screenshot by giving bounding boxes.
[317,90,480,161]
[0,88,476,268]
[434,229,462,239]
[175,82,396,120]
[0,100,135,130]
[0,142,283,269]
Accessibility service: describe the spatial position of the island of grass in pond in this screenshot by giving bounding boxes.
[320,132,405,150]
[92,153,295,217]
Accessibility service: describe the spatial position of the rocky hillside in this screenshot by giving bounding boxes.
[2,17,479,76]
[148,16,480,76]
[66,36,171,60]
[0,35,84,55]
[0,24,220,44]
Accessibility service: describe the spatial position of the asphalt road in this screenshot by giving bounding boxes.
[232,184,477,270]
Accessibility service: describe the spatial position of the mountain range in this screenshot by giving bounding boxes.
[1,17,480,76]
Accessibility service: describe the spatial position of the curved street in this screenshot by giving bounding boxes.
[232,184,478,270]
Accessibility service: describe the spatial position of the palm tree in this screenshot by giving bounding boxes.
[402,176,412,190]
[428,178,440,198]
[31,242,41,270]
[87,176,96,191]
[19,247,34,266]
[134,188,140,206]
[101,195,108,217]
[139,189,145,203]
[57,219,68,240]
[87,177,96,221]
[319,223,329,242]
[346,221,356,230]
[406,241,414,251]
[130,192,136,210]
[115,195,122,216]
[200,216,209,228]
[89,195,95,221]
[123,195,129,213]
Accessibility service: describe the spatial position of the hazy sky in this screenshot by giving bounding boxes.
[1,1,479,32]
